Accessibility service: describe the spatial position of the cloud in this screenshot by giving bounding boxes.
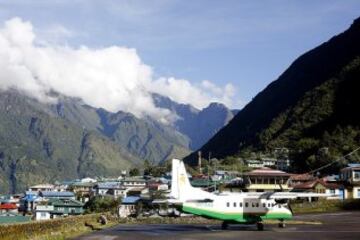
[0,17,236,123]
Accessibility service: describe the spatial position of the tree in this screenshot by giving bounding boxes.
[129,168,140,176]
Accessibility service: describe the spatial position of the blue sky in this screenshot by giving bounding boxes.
[0,0,359,108]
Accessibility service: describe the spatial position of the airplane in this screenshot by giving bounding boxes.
[168,158,333,230]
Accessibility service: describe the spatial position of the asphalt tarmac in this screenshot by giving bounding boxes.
[73,211,360,240]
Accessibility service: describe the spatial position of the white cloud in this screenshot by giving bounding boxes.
[0,17,237,123]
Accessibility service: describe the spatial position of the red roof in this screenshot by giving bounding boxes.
[245,167,292,177]
[293,179,343,190]
[0,203,17,210]
[290,174,317,181]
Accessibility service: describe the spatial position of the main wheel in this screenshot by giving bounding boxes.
[278,222,286,228]
[256,222,264,231]
[221,221,229,230]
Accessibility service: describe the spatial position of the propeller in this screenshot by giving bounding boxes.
[277,179,294,215]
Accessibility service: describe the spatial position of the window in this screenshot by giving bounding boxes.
[245,202,248,207]
[256,203,259,207]
[252,202,255,207]
[226,202,230,207]
[233,202,237,207]
[272,203,275,207]
[239,202,243,207]
[263,203,266,208]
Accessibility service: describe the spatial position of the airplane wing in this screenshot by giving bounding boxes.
[258,192,336,200]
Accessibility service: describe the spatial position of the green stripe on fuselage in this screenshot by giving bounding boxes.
[182,206,292,223]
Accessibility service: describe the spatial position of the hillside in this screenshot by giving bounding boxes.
[186,17,360,171]
[0,91,140,193]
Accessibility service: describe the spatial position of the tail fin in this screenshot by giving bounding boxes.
[170,159,211,201]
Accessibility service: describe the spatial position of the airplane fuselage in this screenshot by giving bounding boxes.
[181,192,292,223]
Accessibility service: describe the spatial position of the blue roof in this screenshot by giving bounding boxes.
[122,196,141,204]
[25,191,74,198]
[347,163,360,168]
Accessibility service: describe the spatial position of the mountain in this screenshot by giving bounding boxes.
[152,93,236,150]
[51,96,191,164]
[186,17,360,171]
[0,90,140,193]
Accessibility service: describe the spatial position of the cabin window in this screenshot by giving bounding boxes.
[245,202,248,207]
[256,203,259,207]
[272,203,275,207]
[278,205,281,208]
[233,202,237,207]
[252,203,255,207]
[263,203,266,208]
[226,202,230,207]
[268,203,271,208]
[239,202,242,207]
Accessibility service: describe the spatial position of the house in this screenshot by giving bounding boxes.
[39,191,75,200]
[19,191,75,212]
[48,199,84,218]
[339,164,360,199]
[290,174,317,186]
[80,177,97,183]
[120,178,147,188]
[118,196,141,218]
[242,167,293,192]
[34,199,84,220]
[19,192,45,212]
[35,205,54,220]
[0,203,18,214]
[93,182,126,199]
[245,158,291,170]
[292,179,344,200]
[69,182,95,202]
[28,184,55,192]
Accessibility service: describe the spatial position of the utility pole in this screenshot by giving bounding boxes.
[198,151,202,174]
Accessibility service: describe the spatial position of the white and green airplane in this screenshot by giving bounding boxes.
[169,159,331,230]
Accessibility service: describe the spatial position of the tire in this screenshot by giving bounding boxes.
[221,221,229,230]
[278,222,286,228]
[257,222,264,231]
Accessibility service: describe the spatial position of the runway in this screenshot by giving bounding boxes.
[73,211,360,240]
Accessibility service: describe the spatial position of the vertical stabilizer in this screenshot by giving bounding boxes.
[170,159,212,201]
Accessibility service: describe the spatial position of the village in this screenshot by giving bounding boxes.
[1,156,360,225]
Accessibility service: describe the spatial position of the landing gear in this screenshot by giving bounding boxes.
[256,222,264,231]
[278,220,286,228]
[221,221,229,230]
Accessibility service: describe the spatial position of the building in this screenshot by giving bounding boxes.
[242,167,293,192]
[290,174,317,186]
[34,199,84,220]
[28,184,55,192]
[93,182,127,198]
[120,178,147,188]
[49,199,84,217]
[292,179,344,200]
[340,164,360,199]
[35,205,54,220]
[0,203,18,214]
[118,196,141,218]
[245,158,291,170]
[69,182,95,202]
